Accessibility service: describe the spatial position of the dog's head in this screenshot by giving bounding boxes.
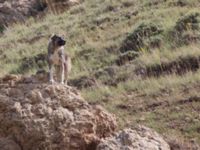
[51,34,66,47]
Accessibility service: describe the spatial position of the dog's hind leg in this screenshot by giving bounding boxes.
[55,65,65,84]
[54,65,60,83]
[64,68,69,84]
[64,59,71,85]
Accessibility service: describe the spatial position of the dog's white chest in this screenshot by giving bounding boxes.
[50,51,61,65]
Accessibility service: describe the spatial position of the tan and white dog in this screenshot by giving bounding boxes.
[47,34,71,84]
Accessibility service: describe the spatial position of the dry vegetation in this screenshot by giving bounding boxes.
[0,0,200,149]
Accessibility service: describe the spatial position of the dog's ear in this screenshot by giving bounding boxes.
[50,34,56,41]
[60,34,65,39]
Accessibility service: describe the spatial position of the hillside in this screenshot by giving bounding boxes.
[0,0,200,149]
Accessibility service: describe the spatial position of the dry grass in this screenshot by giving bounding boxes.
[136,44,200,68]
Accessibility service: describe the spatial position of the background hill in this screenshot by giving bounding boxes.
[0,0,200,149]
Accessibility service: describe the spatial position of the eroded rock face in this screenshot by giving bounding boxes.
[0,74,171,150]
[0,75,117,150]
[0,138,21,150]
[0,0,82,30]
[97,126,170,150]
[0,0,44,29]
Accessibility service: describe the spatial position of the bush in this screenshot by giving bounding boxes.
[172,11,200,45]
[175,12,200,32]
[11,53,47,74]
[116,51,139,65]
[119,22,163,53]
[0,25,4,33]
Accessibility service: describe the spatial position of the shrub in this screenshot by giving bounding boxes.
[172,11,200,45]
[119,22,163,52]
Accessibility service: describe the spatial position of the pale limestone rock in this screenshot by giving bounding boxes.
[97,126,170,150]
[0,74,170,150]
[0,74,117,150]
[0,138,21,150]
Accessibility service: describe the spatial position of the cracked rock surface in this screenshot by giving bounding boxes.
[0,74,170,150]
[0,0,81,28]
[0,75,117,150]
[97,126,170,150]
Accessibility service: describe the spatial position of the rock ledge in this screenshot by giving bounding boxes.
[0,75,117,150]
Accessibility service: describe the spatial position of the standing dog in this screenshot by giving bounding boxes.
[47,34,71,84]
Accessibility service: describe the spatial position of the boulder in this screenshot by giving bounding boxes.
[0,74,171,150]
[0,0,82,30]
[0,138,21,150]
[0,75,117,150]
[97,126,170,150]
[0,0,45,31]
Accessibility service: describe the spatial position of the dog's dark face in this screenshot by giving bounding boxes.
[51,35,66,47]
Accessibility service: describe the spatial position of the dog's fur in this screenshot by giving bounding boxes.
[47,34,71,84]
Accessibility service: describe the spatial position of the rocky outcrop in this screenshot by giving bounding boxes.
[0,74,170,150]
[97,126,170,150]
[0,0,44,30]
[0,137,21,150]
[0,0,82,31]
[0,74,117,150]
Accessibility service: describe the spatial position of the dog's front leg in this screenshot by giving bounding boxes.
[49,65,55,84]
[61,63,65,84]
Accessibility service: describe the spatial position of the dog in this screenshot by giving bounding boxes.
[47,34,71,84]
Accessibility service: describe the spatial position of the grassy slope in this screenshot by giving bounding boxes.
[0,0,200,147]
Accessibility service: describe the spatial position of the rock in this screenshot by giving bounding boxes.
[166,136,200,150]
[1,74,19,82]
[0,137,21,150]
[0,75,117,150]
[0,0,82,31]
[96,126,170,150]
[0,74,171,149]
[69,75,97,89]
[0,0,45,31]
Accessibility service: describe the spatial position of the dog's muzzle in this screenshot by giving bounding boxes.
[58,39,66,46]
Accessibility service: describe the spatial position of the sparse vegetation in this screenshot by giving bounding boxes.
[119,22,163,52]
[172,11,200,46]
[0,0,200,148]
